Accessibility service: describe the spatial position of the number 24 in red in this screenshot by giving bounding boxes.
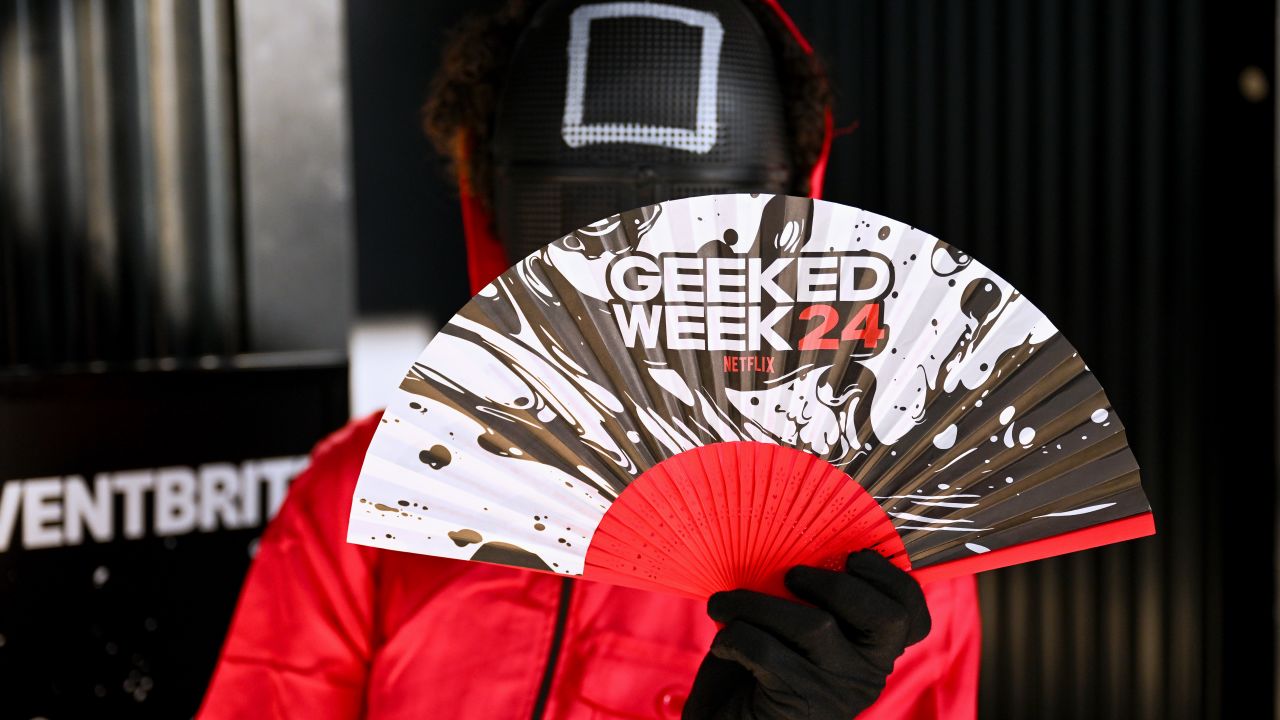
[798,304,886,350]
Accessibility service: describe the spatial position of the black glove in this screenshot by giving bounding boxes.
[682,550,932,720]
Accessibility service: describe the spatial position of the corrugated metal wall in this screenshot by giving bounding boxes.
[780,0,1273,718]
[0,0,241,367]
[0,4,354,717]
[3,0,1273,716]
[0,0,355,369]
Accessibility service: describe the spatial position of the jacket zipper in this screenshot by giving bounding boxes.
[531,578,574,720]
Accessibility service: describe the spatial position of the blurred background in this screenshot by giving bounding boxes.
[0,0,1273,718]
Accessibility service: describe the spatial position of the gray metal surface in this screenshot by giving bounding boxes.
[234,0,353,354]
[0,0,354,366]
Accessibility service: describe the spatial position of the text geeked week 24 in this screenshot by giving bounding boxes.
[606,251,892,356]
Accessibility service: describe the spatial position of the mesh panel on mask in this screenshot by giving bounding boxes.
[581,17,702,129]
[670,184,737,199]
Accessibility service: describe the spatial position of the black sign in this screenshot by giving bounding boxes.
[0,362,349,718]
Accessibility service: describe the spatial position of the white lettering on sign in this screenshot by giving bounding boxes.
[0,456,309,552]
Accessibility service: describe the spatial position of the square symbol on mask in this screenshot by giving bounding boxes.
[562,2,723,153]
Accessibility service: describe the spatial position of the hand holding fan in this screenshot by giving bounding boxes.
[348,194,1153,599]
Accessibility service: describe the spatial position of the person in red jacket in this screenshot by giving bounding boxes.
[200,2,982,718]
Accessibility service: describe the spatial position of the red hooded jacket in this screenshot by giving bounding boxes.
[200,6,981,716]
[199,413,980,720]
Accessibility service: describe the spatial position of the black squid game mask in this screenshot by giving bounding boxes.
[490,0,798,260]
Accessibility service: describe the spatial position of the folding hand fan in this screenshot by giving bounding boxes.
[348,194,1153,599]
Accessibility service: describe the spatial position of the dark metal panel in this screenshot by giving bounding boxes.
[940,0,971,267]
[1097,4,1138,715]
[882,0,909,216]
[0,0,249,366]
[0,3,14,364]
[107,0,161,360]
[1133,3,1170,718]
[234,0,354,354]
[779,1,1273,717]
[1,0,53,366]
[1061,8,1100,714]
[975,572,999,714]
[1033,0,1065,309]
[52,0,87,364]
[972,0,1000,266]
[1206,0,1274,715]
[1166,0,1206,713]
[194,0,241,356]
[148,0,194,357]
[79,0,124,363]
[907,0,938,234]
[1001,0,1032,292]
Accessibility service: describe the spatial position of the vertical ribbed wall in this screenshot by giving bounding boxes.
[1,0,1272,716]
[0,0,241,368]
[782,1,1272,718]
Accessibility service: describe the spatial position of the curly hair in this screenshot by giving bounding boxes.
[422,0,832,207]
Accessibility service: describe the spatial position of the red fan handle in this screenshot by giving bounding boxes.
[583,442,909,600]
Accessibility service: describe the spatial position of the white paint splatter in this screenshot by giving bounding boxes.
[933,447,977,472]
[1033,502,1116,519]
[933,424,958,450]
[889,512,972,524]
[897,525,992,532]
[875,493,981,500]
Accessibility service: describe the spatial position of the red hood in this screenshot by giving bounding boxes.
[457,0,833,295]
